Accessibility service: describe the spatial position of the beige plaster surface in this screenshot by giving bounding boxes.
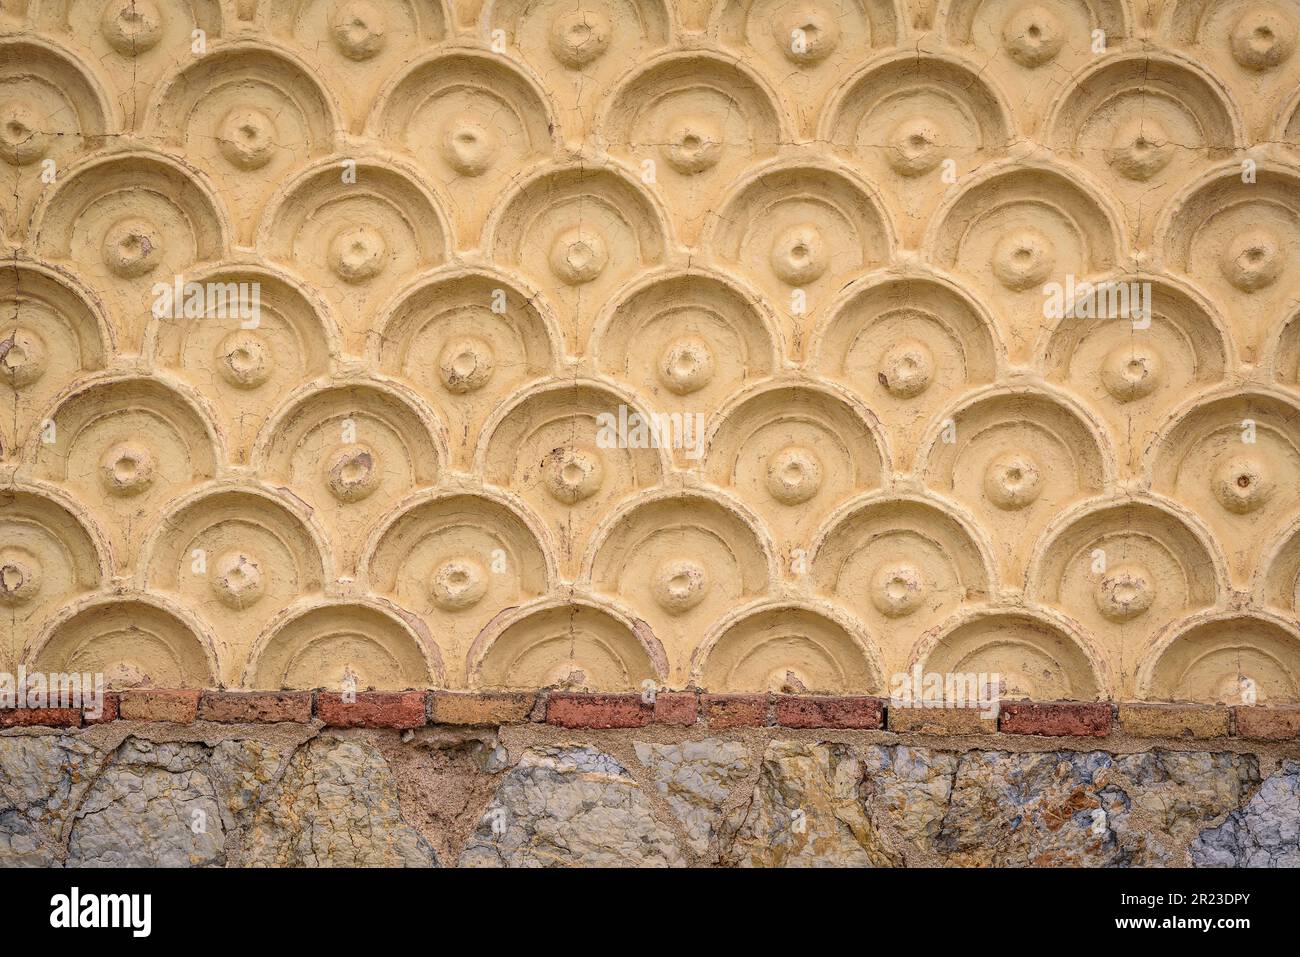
[2,0,1300,701]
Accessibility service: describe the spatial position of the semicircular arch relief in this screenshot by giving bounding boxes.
[1,0,1291,701]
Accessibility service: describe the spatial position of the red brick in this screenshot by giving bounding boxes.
[652,691,698,726]
[83,692,119,725]
[775,695,884,729]
[0,708,81,728]
[702,694,769,729]
[198,691,312,724]
[546,693,649,729]
[120,689,201,723]
[1233,706,1300,740]
[999,701,1112,737]
[316,691,428,729]
[430,691,536,725]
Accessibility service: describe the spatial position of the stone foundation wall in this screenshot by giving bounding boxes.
[3,691,1298,867]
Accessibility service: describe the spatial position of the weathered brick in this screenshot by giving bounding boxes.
[546,693,649,728]
[887,706,998,735]
[316,691,428,729]
[198,691,312,723]
[1119,703,1229,739]
[652,691,698,726]
[775,695,884,729]
[431,691,536,725]
[999,701,1112,737]
[1233,706,1300,740]
[702,694,769,729]
[83,692,119,725]
[120,689,202,723]
[0,708,81,728]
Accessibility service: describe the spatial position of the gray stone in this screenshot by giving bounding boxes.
[209,737,286,822]
[243,736,437,867]
[720,744,1257,867]
[634,738,751,856]
[1110,751,1259,864]
[721,740,902,867]
[0,730,1281,868]
[930,749,1256,867]
[459,746,685,867]
[1192,760,1300,867]
[0,734,101,865]
[66,740,227,867]
[860,744,958,854]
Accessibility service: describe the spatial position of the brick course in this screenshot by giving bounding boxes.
[999,701,1113,737]
[1233,706,1300,740]
[199,691,313,724]
[1119,703,1230,739]
[775,695,884,729]
[1,689,1295,742]
[702,694,769,728]
[546,693,650,728]
[120,690,202,723]
[431,691,537,725]
[316,691,428,729]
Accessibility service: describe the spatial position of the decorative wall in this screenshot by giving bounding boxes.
[3,0,1300,702]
